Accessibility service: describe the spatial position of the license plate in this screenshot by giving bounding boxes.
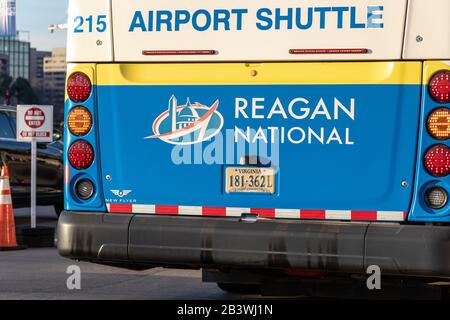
[225,167,276,194]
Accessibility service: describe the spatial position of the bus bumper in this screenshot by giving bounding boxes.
[57,211,450,278]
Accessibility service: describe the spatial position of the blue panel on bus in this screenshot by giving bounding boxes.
[79,84,422,215]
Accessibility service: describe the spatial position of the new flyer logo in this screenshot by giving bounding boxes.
[146,95,224,145]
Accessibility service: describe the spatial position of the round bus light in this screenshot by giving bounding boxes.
[425,186,448,210]
[424,145,450,177]
[68,140,94,170]
[429,70,450,104]
[427,108,450,140]
[75,179,95,200]
[68,107,92,136]
[67,72,92,103]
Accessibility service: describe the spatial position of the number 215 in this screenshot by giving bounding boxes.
[74,15,107,33]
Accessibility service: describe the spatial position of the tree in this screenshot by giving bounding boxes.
[10,77,39,104]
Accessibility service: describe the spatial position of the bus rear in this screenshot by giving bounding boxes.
[58,0,450,291]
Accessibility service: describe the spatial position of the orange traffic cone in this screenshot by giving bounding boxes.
[0,165,23,250]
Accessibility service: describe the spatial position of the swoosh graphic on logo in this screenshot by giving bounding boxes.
[145,100,219,140]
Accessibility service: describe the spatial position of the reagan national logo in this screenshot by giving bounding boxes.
[146,95,224,145]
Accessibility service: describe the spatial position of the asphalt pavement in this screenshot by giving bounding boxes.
[0,248,243,300]
[1,206,243,300]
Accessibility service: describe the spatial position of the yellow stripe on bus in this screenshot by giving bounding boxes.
[84,62,423,86]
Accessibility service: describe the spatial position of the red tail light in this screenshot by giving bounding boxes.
[429,71,450,104]
[424,145,450,177]
[289,48,369,54]
[68,140,94,170]
[67,72,92,103]
[142,50,216,56]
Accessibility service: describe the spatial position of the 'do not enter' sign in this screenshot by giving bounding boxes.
[24,107,46,129]
[16,105,53,143]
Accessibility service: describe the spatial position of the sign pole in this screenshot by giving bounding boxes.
[31,139,37,229]
[16,105,53,230]
[16,105,53,246]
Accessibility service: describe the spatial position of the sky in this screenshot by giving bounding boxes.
[16,0,68,51]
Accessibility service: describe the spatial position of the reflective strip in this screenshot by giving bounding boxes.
[326,210,352,220]
[377,211,406,222]
[351,211,378,221]
[155,205,179,215]
[132,204,155,214]
[105,204,406,222]
[251,208,275,218]
[202,206,227,217]
[300,210,326,220]
[179,206,202,216]
[0,178,10,191]
[108,204,132,213]
[276,209,300,219]
[226,207,250,217]
[0,195,12,205]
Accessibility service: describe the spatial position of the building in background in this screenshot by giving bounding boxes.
[0,0,16,37]
[43,47,66,123]
[0,36,30,79]
[0,53,8,74]
[30,48,51,103]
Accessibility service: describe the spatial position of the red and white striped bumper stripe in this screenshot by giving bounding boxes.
[106,204,406,222]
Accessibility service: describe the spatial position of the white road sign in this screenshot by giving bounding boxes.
[16,105,54,143]
[16,105,54,229]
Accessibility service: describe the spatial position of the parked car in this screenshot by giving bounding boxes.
[0,105,64,216]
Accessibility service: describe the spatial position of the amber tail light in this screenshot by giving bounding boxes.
[427,108,450,140]
[67,106,92,137]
